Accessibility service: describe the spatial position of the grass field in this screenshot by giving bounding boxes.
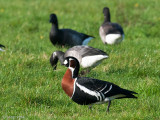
[0,0,160,119]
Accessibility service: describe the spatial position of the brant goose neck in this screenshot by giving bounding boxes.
[103,7,110,22]
[49,13,59,45]
[62,56,137,113]
[50,22,59,38]
[50,51,65,70]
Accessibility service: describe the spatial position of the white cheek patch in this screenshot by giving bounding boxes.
[105,34,123,45]
[63,60,68,65]
[81,55,108,68]
[53,52,57,56]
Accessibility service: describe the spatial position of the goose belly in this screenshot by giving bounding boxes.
[105,34,124,45]
[81,55,108,68]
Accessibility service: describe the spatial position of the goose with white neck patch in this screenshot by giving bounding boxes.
[62,57,137,112]
[99,7,124,45]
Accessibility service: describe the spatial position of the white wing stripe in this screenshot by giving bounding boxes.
[104,85,112,94]
[99,84,108,92]
[76,82,100,100]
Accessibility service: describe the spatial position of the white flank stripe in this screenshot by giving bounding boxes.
[71,78,77,98]
[76,82,100,100]
[99,84,108,92]
[81,55,108,68]
[104,85,112,94]
[92,94,126,105]
[82,37,93,45]
[101,92,105,100]
[104,94,125,102]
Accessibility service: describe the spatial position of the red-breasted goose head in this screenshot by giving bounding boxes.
[63,56,80,78]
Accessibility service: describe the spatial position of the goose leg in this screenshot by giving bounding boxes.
[106,100,111,113]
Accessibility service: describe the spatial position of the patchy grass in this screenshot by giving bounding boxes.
[0,0,160,119]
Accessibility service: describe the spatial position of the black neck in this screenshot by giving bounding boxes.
[72,65,79,78]
[50,23,59,35]
[104,13,110,22]
[71,60,80,78]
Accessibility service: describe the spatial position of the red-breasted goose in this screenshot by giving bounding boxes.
[0,44,5,52]
[99,7,124,45]
[50,45,108,74]
[62,57,137,112]
[49,14,94,47]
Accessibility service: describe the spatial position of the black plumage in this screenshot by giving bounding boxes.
[99,7,124,44]
[49,14,94,47]
[72,77,137,105]
[63,57,137,112]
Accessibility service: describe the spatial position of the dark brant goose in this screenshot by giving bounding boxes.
[99,7,124,45]
[62,57,137,112]
[0,44,5,51]
[49,13,94,47]
[50,45,108,74]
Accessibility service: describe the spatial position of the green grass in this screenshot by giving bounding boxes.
[0,0,160,119]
